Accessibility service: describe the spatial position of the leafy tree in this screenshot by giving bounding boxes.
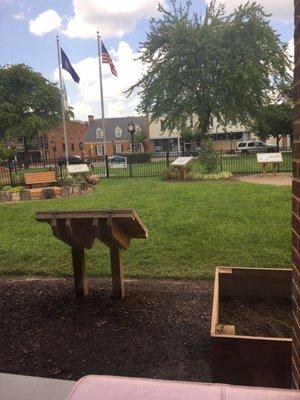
[128,0,290,136]
[251,81,293,148]
[0,142,13,163]
[133,129,147,144]
[0,64,67,163]
[199,137,220,173]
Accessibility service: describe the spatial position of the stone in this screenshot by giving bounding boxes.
[11,193,20,202]
[41,187,55,200]
[0,191,12,202]
[61,186,71,197]
[19,190,31,201]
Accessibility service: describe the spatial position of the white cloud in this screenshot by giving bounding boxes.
[205,0,293,23]
[54,41,146,119]
[63,0,164,39]
[29,9,62,36]
[71,102,93,120]
[13,12,24,20]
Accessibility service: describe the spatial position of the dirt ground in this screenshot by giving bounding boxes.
[235,173,292,186]
[0,277,213,382]
[220,297,292,337]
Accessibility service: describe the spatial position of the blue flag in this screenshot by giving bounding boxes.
[61,48,80,83]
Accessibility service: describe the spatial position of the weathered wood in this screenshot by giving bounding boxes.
[36,209,148,299]
[24,171,57,186]
[71,247,88,298]
[107,218,130,249]
[110,247,125,299]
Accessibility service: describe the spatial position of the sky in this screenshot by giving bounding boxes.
[0,0,294,121]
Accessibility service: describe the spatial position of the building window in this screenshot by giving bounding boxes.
[135,124,141,133]
[115,126,123,138]
[71,143,75,151]
[115,144,123,153]
[96,127,103,139]
[96,145,104,155]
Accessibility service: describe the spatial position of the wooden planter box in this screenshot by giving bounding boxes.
[211,267,292,388]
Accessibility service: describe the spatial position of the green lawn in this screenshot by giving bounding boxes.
[0,178,291,279]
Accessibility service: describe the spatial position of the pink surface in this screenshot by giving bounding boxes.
[67,375,300,400]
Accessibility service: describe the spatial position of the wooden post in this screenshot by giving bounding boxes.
[109,247,125,299]
[71,247,88,298]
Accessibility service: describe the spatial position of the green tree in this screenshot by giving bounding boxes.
[128,0,290,136]
[0,142,13,163]
[251,81,293,148]
[133,129,147,144]
[0,64,65,163]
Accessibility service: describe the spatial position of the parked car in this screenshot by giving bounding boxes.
[57,155,91,166]
[235,141,277,155]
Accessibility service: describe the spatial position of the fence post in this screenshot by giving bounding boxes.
[8,163,14,187]
[129,161,133,178]
[219,153,223,172]
[59,164,63,182]
[166,151,170,167]
[105,155,110,178]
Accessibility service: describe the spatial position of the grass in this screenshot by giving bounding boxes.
[0,178,291,279]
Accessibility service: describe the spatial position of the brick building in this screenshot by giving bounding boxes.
[83,115,150,156]
[43,120,88,159]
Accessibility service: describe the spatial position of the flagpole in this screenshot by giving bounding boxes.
[56,35,69,164]
[97,31,106,155]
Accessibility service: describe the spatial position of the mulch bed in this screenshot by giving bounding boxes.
[219,296,292,337]
[0,277,213,382]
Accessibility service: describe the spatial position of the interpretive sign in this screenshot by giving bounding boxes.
[67,164,90,174]
[171,157,193,166]
[257,153,283,164]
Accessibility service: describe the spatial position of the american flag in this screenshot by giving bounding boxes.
[101,42,117,77]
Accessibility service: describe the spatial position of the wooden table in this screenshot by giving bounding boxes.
[36,209,148,299]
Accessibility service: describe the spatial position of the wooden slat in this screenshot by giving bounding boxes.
[25,171,57,185]
[110,247,125,299]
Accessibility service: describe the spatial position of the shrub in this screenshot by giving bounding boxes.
[199,138,220,173]
[121,152,151,164]
[193,171,233,180]
[2,185,25,193]
[163,164,193,180]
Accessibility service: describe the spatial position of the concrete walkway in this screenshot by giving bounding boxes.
[0,373,75,400]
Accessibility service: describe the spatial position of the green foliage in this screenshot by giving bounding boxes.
[0,64,66,144]
[128,0,290,135]
[0,143,13,162]
[133,129,147,144]
[251,81,293,145]
[199,138,220,173]
[193,171,232,180]
[121,152,151,163]
[163,163,193,180]
[2,185,24,193]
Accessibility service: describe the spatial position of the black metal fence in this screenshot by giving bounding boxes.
[0,148,292,188]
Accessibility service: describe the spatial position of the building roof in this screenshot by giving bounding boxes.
[83,116,148,144]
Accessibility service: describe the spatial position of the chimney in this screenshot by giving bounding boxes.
[88,115,94,125]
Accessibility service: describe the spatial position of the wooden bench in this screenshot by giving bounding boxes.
[24,171,61,199]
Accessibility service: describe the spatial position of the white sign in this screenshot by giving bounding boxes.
[109,156,127,169]
[67,164,90,174]
[257,153,283,164]
[171,157,193,166]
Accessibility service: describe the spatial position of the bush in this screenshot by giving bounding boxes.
[163,164,193,181]
[199,138,220,173]
[193,171,233,180]
[2,185,25,193]
[120,152,151,164]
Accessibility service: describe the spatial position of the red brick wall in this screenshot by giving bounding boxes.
[45,121,88,158]
[293,0,300,389]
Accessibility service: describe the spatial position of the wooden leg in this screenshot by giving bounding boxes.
[109,247,125,299]
[71,247,88,298]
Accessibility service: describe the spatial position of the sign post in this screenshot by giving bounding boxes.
[257,153,283,175]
